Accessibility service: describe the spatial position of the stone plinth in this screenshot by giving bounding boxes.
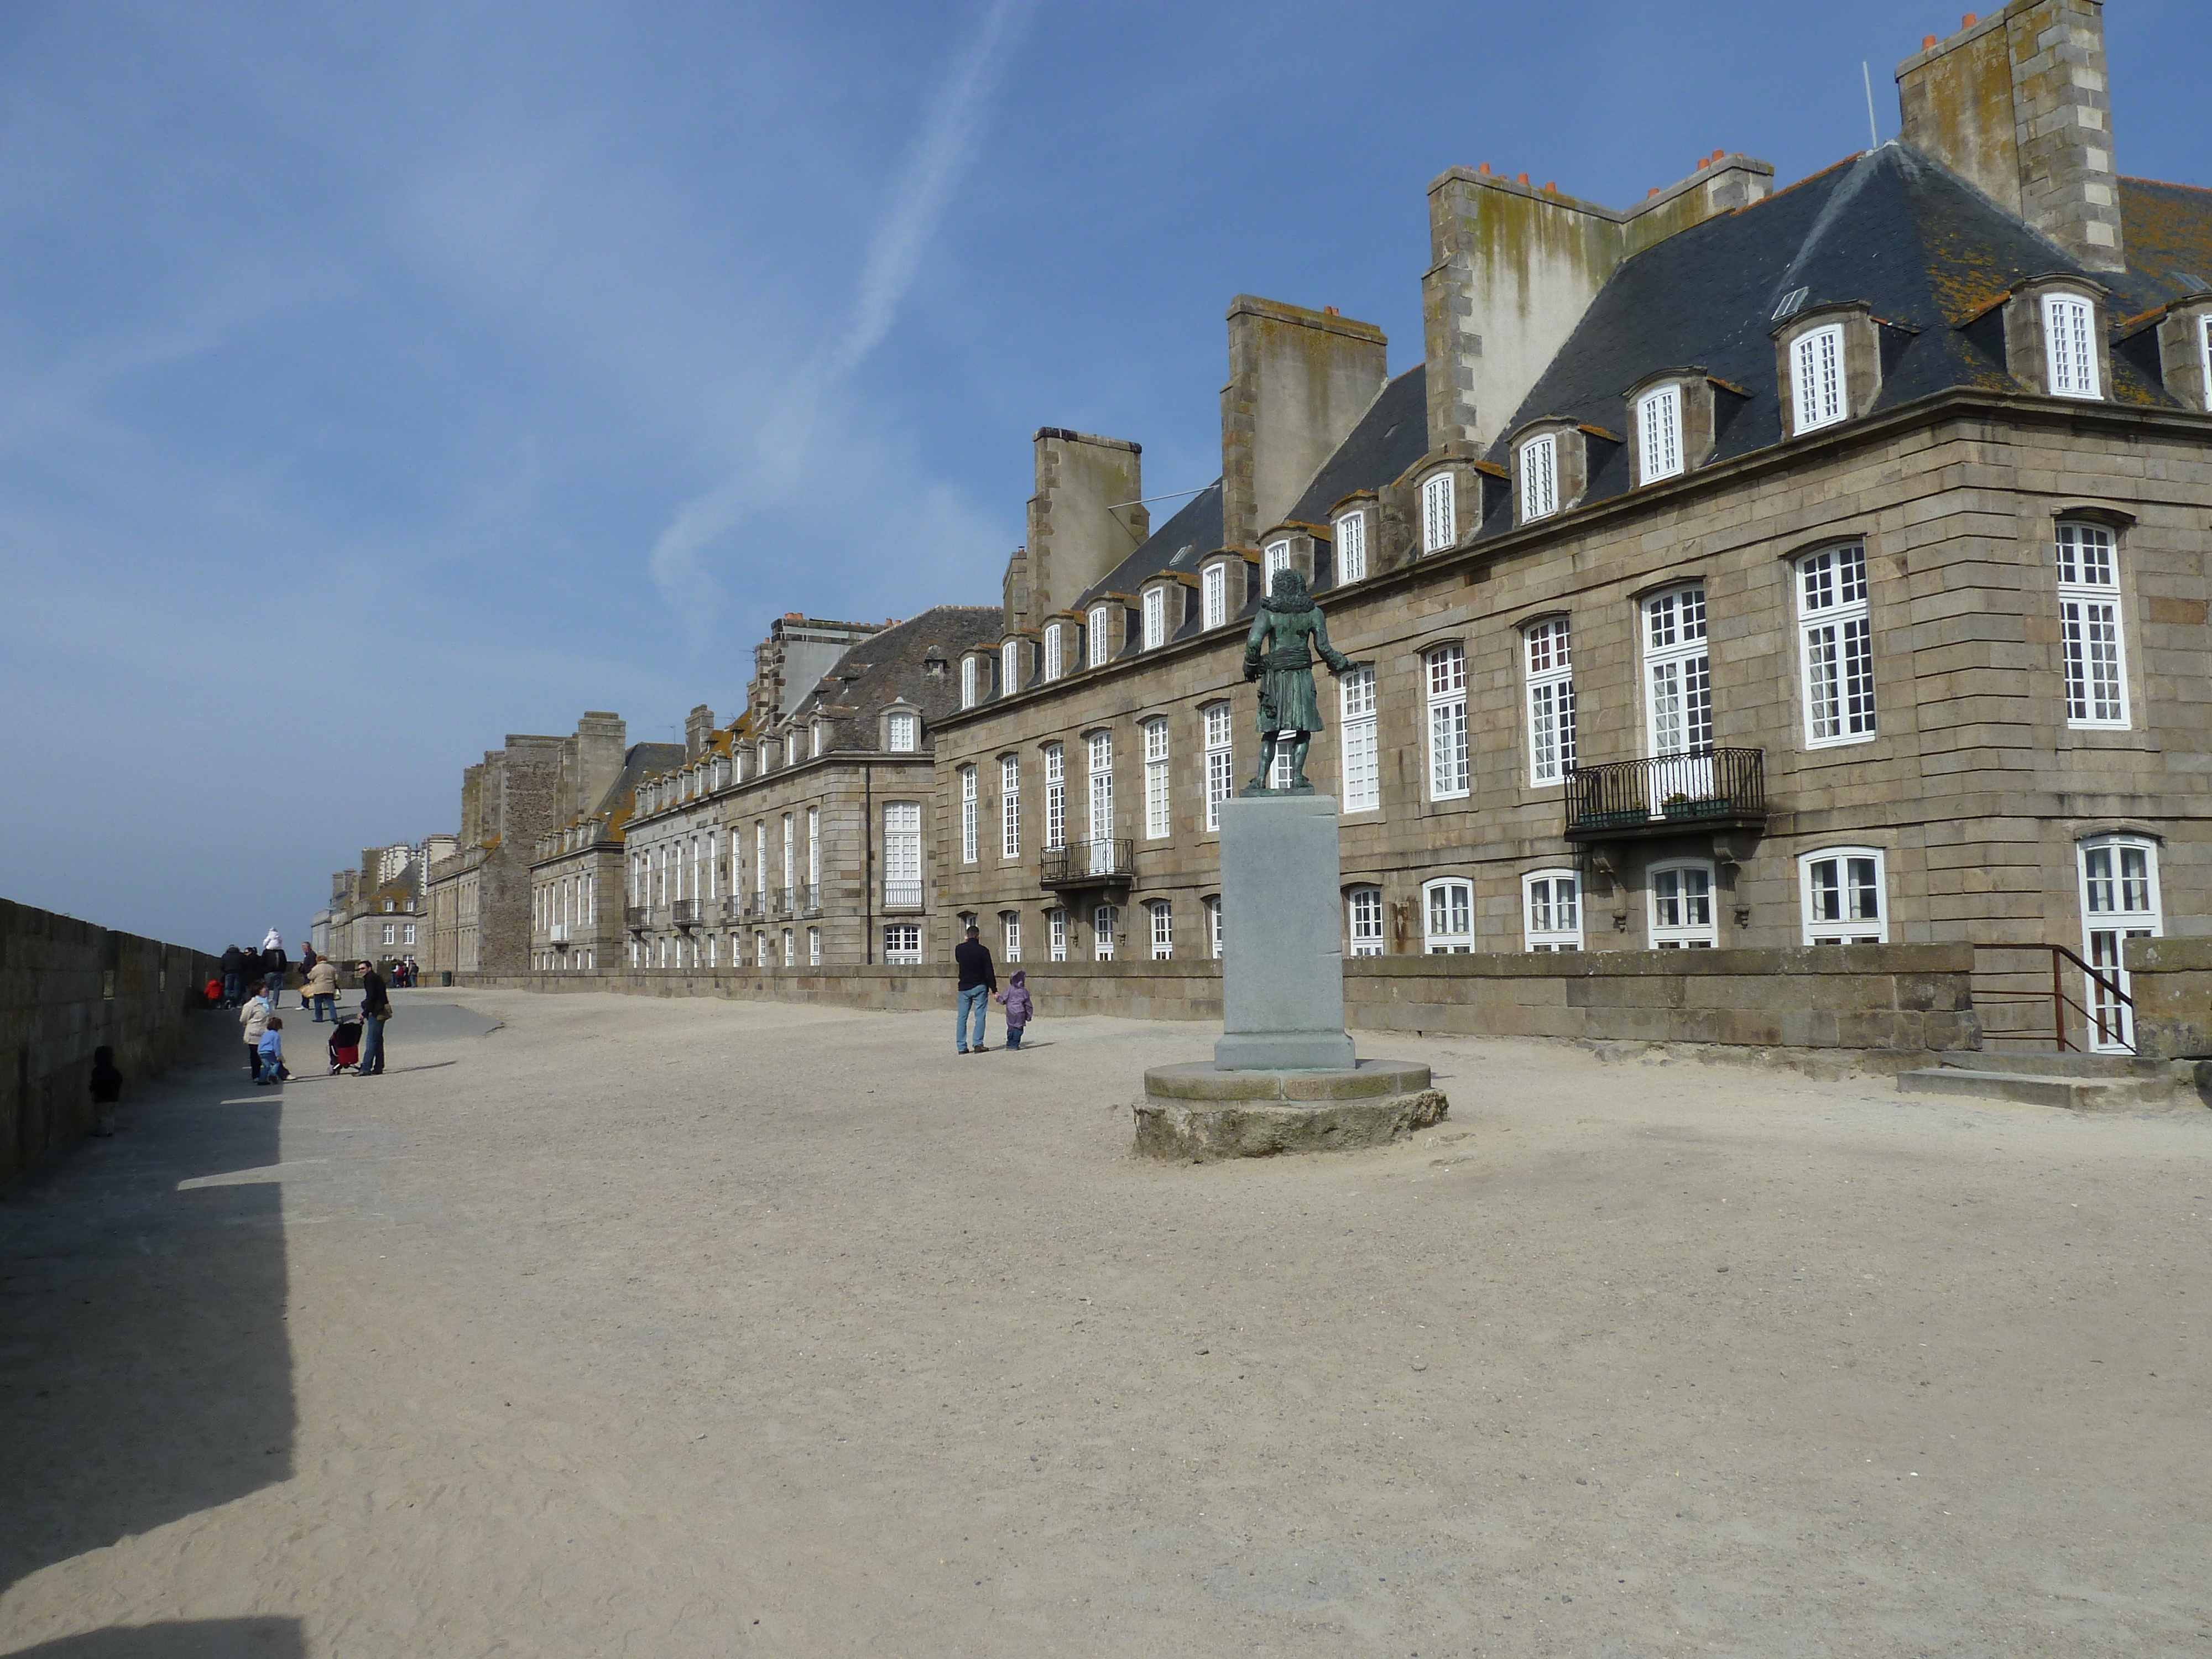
[1135,1060,1448,1161]
[1214,794,1355,1071]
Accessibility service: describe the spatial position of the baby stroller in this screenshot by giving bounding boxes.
[328,1019,363,1074]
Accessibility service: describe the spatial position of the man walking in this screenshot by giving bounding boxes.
[954,924,995,1055]
[357,960,390,1076]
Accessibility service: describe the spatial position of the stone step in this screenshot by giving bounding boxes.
[1899,1068,2160,1112]
[1937,1049,2152,1079]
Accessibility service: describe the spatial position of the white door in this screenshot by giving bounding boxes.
[1644,587,1713,812]
[2079,837,2160,1051]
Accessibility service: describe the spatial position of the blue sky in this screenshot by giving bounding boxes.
[1,1,2203,951]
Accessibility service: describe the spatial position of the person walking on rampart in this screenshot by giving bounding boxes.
[304,956,339,1023]
[954,925,996,1054]
[261,932,288,1006]
[357,961,390,1076]
[1240,566,1351,795]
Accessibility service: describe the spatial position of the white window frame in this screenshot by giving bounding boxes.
[959,765,978,864]
[1519,434,1558,521]
[1422,878,1474,953]
[1791,322,1846,433]
[1093,903,1117,962]
[1798,542,1876,746]
[2200,315,2212,413]
[1204,895,1222,959]
[807,926,821,966]
[1044,742,1066,851]
[1088,605,1109,667]
[1335,510,1368,584]
[882,923,921,966]
[1648,861,1717,948]
[1643,585,1712,779]
[1142,586,1167,651]
[1523,869,1582,952]
[1263,540,1291,587]
[1636,385,1683,483]
[755,931,769,968]
[2043,293,2100,399]
[807,806,820,892]
[1202,562,1227,630]
[1425,643,1470,801]
[2078,833,2161,1052]
[1339,666,1379,813]
[1043,624,1063,682]
[1203,703,1233,832]
[1086,731,1114,864]
[1799,846,1888,945]
[1347,884,1385,957]
[1048,907,1068,963]
[1420,472,1455,554]
[781,928,794,968]
[882,801,921,910]
[886,710,918,753]
[1001,640,1021,694]
[1001,909,1021,963]
[1142,717,1170,839]
[1524,617,1575,787]
[1147,899,1173,961]
[1000,755,1020,860]
[2057,520,2129,729]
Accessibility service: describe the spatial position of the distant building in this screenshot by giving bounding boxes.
[527,739,684,972]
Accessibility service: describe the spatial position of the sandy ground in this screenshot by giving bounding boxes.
[2,988,2209,1658]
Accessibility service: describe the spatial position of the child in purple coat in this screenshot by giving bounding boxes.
[993,971,1032,1050]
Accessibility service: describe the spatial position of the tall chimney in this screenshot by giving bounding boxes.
[1024,429,1146,622]
[1897,0,2123,272]
[1220,297,1387,549]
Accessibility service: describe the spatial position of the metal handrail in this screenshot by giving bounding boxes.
[1040,837,1135,886]
[623,905,651,932]
[1970,942,2135,1052]
[670,898,703,928]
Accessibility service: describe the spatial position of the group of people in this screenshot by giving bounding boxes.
[235,958,393,1084]
[953,926,1031,1053]
[215,930,291,1009]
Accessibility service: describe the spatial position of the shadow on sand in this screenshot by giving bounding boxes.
[4,1619,305,1657]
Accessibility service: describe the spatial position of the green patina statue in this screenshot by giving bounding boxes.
[1241,567,1352,794]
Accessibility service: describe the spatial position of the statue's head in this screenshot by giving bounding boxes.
[1269,566,1310,602]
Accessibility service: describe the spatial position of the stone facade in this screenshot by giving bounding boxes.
[321,843,429,969]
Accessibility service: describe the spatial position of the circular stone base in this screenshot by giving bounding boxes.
[1134,1061,1448,1161]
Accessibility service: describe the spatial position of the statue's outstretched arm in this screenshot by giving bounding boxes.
[1311,608,1352,675]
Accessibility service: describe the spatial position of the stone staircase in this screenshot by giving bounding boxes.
[1897,1051,2182,1112]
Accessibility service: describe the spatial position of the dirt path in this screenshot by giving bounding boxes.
[3,989,2208,1657]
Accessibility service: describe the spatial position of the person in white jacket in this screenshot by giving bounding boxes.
[238,991,273,1081]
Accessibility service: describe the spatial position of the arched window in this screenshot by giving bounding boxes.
[1635,385,1682,483]
[1523,869,1581,952]
[1142,717,1170,839]
[1518,434,1558,521]
[1425,643,1469,801]
[1790,323,1846,433]
[1422,878,1474,953]
[1335,509,1368,584]
[2056,521,2128,729]
[1523,618,1575,786]
[1421,472,1455,553]
[1797,543,1875,745]
[1647,860,1716,948]
[1799,847,1887,945]
[1346,885,1385,957]
[1203,703,1233,831]
[1088,605,1109,666]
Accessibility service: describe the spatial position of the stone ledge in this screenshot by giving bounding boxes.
[1142,1060,1432,1102]
[1134,1086,1449,1163]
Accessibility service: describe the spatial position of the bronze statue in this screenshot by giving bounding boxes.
[1241,566,1351,794]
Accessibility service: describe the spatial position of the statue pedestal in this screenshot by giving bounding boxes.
[1133,793,1448,1161]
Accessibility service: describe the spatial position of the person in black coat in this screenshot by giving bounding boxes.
[356,962,390,1076]
[953,925,996,1054]
[220,944,244,1007]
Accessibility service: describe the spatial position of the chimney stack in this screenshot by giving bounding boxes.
[1220,296,1387,549]
[1897,0,2123,272]
[1023,429,1146,627]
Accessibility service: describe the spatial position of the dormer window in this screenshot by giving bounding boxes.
[1044,622,1063,681]
[811,722,827,759]
[1518,435,1558,522]
[887,711,918,752]
[1791,324,1846,432]
[1420,472,1455,554]
[2200,315,2212,411]
[1142,586,1166,650]
[960,655,979,708]
[1262,540,1291,585]
[2044,293,2100,399]
[1635,385,1683,482]
[1335,508,1368,583]
[1001,639,1020,693]
[1088,605,1109,666]
[1201,562,1226,629]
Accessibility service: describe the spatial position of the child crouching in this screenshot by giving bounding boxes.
[255,1018,288,1086]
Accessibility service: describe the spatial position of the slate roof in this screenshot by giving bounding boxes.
[594,742,684,834]
[1473,143,2212,530]
[799,604,1002,744]
[1285,364,1430,524]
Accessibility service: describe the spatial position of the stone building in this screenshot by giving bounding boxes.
[923,0,2212,1051]
[622,607,1000,971]
[525,740,685,973]
[321,842,431,967]
[423,713,630,976]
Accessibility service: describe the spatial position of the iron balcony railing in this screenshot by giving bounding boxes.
[1040,836,1136,889]
[774,885,794,915]
[799,884,821,915]
[548,922,571,945]
[883,880,925,911]
[1564,748,1767,841]
[623,905,651,932]
[670,898,703,928]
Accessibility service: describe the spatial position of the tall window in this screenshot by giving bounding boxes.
[754,823,766,899]
[807,926,821,966]
[1047,623,1068,682]
[1519,434,1558,521]
[2043,294,2100,398]
[2057,521,2128,728]
[1637,385,1682,482]
[1339,666,1379,813]
[1147,899,1173,960]
[1001,640,1021,693]
[1044,742,1066,851]
[1202,562,1227,629]
[1791,323,1846,432]
[1644,586,1712,775]
[1347,885,1385,956]
[883,924,921,965]
[2200,315,2212,413]
[781,928,794,968]
[887,711,918,752]
[1798,542,1876,745]
[1142,717,1170,839]
[755,931,769,968]
[959,765,978,864]
[1426,643,1470,801]
[1421,472,1455,554]
[1093,903,1117,961]
[1142,586,1166,651]
[1801,847,1887,945]
[1263,540,1291,586]
[1001,910,1021,963]
[811,722,825,759]
[1648,862,1716,948]
[1204,896,1222,959]
[2079,834,2161,1051]
[1203,703,1233,831]
[1336,510,1368,583]
[1524,618,1576,786]
[1086,732,1114,869]
[781,814,794,897]
[1000,755,1020,859]
[1048,907,1068,962]
[1524,870,1581,952]
[807,806,820,895]
[883,802,921,909]
[1088,605,1109,666]
[1423,879,1474,953]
